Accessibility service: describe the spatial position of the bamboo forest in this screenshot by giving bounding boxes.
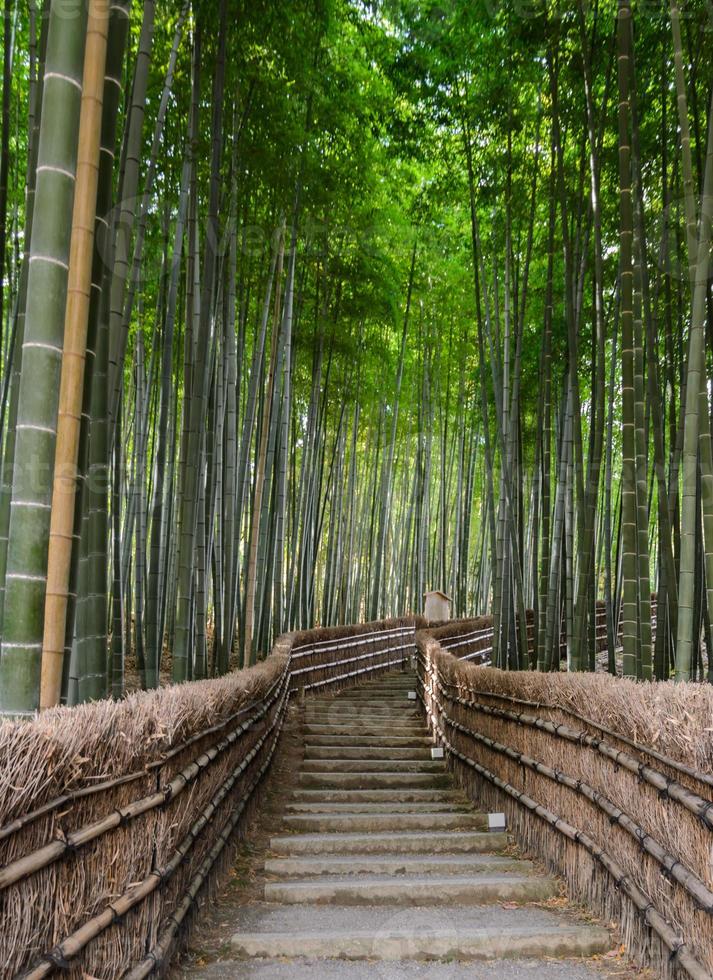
[3,0,713,711]
[1,1,713,977]
[0,0,713,715]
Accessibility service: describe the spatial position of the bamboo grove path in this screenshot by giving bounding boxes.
[178,669,615,979]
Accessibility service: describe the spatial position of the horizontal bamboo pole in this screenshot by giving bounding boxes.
[0,675,286,845]
[290,643,413,680]
[425,669,713,916]
[302,655,410,692]
[20,683,289,979]
[291,623,414,658]
[441,681,713,791]
[417,664,709,980]
[437,681,713,829]
[0,672,288,891]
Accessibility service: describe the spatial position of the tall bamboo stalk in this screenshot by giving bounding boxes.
[0,1,87,715]
[40,0,108,708]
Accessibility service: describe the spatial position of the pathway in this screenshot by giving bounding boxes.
[181,670,617,978]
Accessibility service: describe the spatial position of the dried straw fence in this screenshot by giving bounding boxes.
[431,596,659,666]
[417,626,713,980]
[0,617,420,979]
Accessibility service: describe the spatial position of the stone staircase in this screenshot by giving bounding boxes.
[191,671,613,977]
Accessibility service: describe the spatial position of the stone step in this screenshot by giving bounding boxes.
[328,695,417,702]
[312,694,416,713]
[264,854,527,876]
[300,759,444,774]
[286,802,469,814]
[303,734,432,747]
[290,788,463,804]
[306,701,419,711]
[270,830,506,855]
[303,724,427,738]
[281,811,487,833]
[186,956,612,978]
[229,905,611,961]
[326,691,418,712]
[297,771,451,789]
[361,672,415,678]
[351,690,417,698]
[343,685,415,692]
[264,873,558,906]
[356,675,415,683]
[304,746,431,760]
[304,711,422,723]
[353,684,416,691]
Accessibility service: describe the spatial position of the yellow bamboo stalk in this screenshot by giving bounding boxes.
[40,0,109,708]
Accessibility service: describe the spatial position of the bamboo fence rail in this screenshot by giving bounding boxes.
[0,616,420,979]
[429,597,658,665]
[416,627,713,980]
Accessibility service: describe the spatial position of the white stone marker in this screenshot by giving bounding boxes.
[488,812,507,832]
[431,746,445,759]
[407,691,417,701]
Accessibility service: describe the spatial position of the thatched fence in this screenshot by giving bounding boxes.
[417,626,713,980]
[1,604,702,980]
[0,617,420,979]
[429,596,659,666]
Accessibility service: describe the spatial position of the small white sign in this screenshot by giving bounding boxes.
[488,812,507,832]
[407,691,417,701]
[431,746,445,759]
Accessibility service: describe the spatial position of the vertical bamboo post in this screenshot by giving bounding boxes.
[40,0,109,708]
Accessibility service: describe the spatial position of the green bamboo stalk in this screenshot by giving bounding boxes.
[0,1,87,715]
[675,88,713,680]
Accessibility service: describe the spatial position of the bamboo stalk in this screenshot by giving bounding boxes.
[40,0,109,709]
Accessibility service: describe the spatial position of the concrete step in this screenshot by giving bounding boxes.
[297,771,451,789]
[291,788,464,804]
[328,696,417,703]
[185,956,614,978]
[343,684,415,691]
[312,692,416,713]
[304,734,432,747]
[352,684,416,691]
[323,682,416,692]
[306,703,419,713]
[304,746,430,761]
[300,759,444,774]
[304,712,422,725]
[264,873,558,906]
[270,830,507,855]
[330,691,418,711]
[286,802,470,814]
[281,811,487,833]
[303,724,427,738]
[229,905,611,961]
[264,854,528,876]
